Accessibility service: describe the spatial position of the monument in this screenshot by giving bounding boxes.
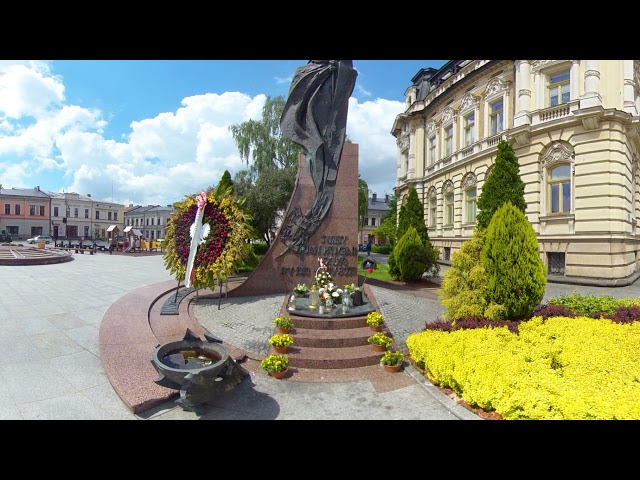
[230,60,360,297]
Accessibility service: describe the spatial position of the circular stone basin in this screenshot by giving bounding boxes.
[151,339,230,388]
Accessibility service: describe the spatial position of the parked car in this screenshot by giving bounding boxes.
[0,234,12,242]
[80,240,95,249]
[68,239,81,248]
[94,240,110,251]
[27,235,53,244]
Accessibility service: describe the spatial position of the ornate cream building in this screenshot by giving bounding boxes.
[392,60,640,284]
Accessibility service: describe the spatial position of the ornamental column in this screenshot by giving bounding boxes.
[581,60,602,108]
[623,60,636,115]
[514,60,531,127]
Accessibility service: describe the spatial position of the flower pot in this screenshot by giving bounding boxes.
[369,325,383,332]
[275,327,291,334]
[273,346,289,354]
[383,363,402,373]
[372,344,387,352]
[37,242,46,250]
[270,368,288,379]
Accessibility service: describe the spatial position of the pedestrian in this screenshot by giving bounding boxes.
[366,241,372,256]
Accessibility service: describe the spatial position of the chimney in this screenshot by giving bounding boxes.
[36,186,40,191]
[372,193,377,202]
[385,194,389,204]
[87,194,91,197]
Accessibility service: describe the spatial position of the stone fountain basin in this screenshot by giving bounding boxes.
[151,339,230,389]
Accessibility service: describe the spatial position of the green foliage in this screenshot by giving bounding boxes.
[484,303,507,321]
[371,244,392,254]
[358,177,369,240]
[380,350,404,366]
[367,332,393,347]
[387,250,401,280]
[439,229,489,320]
[215,170,234,197]
[251,242,269,256]
[394,226,429,282]
[482,202,546,319]
[260,354,289,373]
[548,293,640,317]
[476,140,526,230]
[373,194,397,246]
[397,187,429,244]
[273,316,294,329]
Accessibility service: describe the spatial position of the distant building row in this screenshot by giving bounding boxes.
[0,185,175,241]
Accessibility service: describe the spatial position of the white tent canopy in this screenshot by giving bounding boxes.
[107,225,118,233]
[124,226,143,237]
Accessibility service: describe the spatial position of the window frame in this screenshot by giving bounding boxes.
[547,68,571,107]
[547,162,571,215]
[489,98,504,136]
[443,124,454,157]
[463,111,475,147]
[465,186,477,224]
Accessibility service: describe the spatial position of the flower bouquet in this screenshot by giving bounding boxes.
[319,282,343,308]
[293,283,308,297]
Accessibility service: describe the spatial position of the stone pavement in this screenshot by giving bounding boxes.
[0,251,635,420]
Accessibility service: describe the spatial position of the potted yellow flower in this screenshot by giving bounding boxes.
[261,354,289,379]
[269,333,294,353]
[366,311,384,332]
[293,284,309,297]
[380,350,404,373]
[367,332,393,352]
[274,316,294,334]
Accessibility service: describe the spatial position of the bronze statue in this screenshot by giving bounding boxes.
[278,60,357,256]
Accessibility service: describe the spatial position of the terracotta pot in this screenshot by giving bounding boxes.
[275,327,291,334]
[37,242,45,250]
[372,344,387,352]
[273,346,289,354]
[270,368,288,379]
[369,325,383,332]
[383,363,402,373]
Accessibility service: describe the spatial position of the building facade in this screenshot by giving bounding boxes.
[393,60,640,283]
[0,186,51,239]
[360,193,392,245]
[124,204,174,240]
[47,192,125,240]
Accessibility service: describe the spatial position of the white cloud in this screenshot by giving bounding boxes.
[0,62,402,207]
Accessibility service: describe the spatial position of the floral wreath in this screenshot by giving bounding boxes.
[163,190,251,289]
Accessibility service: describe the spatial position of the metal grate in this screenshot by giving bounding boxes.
[547,252,565,275]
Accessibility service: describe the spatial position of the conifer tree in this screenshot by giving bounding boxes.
[476,140,526,230]
[482,201,546,319]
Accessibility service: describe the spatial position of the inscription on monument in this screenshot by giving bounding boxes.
[280,235,359,278]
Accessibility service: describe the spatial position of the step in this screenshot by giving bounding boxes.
[290,326,374,348]
[283,344,385,369]
[285,313,369,330]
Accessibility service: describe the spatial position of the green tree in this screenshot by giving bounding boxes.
[476,140,526,230]
[482,201,546,319]
[372,194,397,246]
[214,170,234,197]
[229,95,302,174]
[394,226,430,282]
[358,177,368,244]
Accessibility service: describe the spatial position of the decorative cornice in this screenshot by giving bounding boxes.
[530,60,567,74]
[442,180,454,194]
[427,186,437,198]
[460,93,478,112]
[483,77,506,99]
[461,172,477,189]
[541,142,575,169]
[442,107,454,123]
[426,120,437,135]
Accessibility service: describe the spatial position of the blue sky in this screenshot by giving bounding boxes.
[0,60,447,206]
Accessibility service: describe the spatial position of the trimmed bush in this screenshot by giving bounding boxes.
[251,242,269,256]
[482,201,546,319]
[394,226,429,282]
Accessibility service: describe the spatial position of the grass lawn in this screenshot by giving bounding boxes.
[357,255,393,282]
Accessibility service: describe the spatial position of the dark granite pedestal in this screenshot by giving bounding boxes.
[286,294,375,318]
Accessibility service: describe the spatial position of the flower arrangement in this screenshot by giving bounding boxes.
[380,350,404,366]
[319,282,343,304]
[163,190,252,290]
[368,332,393,347]
[315,257,334,288]
[343,283,358,294]
[274,316,294,330]
[260,354,289,374]
[366,311,385,327]
[293,284,308,296]
[269,333,294,348]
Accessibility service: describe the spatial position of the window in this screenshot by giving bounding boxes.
[445,192,454,225]
[15,204,20,215]
[465,187,477,223]
[74,208,78,218]
[84,208,89,218]
[370,218,375,227]
[146,218,149,225]
[464,112,475,146]
[29,205,36,216]
[548,252,565,275]
[4,204,9,215]
[444,125,453,156]
[39,206,45,216]
[151,218,155,226]
[84,226,90,237]
[444,247,451,261]
[429,196,437,227]
[114,212,117,221]
[548,164,571,214]
[108,212,112,221]
[54,206,59,217]
[548,70,570,107]
[95,210,100,220]
[489,99,504,135]
[364,217,369,226]
[428,136,436,165]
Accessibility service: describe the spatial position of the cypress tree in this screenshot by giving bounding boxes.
[482,201,546,319]
[476,140,526,230]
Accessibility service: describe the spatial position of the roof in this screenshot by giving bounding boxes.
[0,188,50,199]
[107,225,119,232]
[124,227,143,236]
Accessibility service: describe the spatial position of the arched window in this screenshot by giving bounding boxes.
[462,173,478,224]
[428,187,437,227]
[443,181,454,225]
[548,164,571,214]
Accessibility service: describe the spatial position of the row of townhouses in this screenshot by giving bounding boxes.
[0,185,175,241]
[393,59,640,284]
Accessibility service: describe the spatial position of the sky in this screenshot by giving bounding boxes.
[0,60,447,207]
